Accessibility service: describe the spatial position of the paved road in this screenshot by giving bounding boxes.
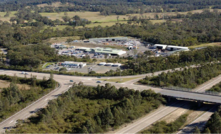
[177,106,217,134]
[0,69,220,133]
[112,74,221,134]
[114,101,186,134]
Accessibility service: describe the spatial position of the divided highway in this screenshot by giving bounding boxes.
[112,74,221,134]
[0,69,220,133]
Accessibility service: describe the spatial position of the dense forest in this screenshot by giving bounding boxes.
[141,114,188,133]
[1,0,221,15]
[0,74,56,122]
[8,83,165,133]
[139,64,221,89]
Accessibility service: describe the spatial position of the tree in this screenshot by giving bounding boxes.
[194,127,201,133]
[62,16,70,23]
[66,38,73,43]
[81,126,88,134]
[117,16,119,22]
[204,128,211,134]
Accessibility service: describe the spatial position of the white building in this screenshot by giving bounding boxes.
[98,62,106,66]
[89,37,128,42]
[166,45,189,51]
[153,44,167,49]
[105,63,113,66]
[61,61,86,68]
[153,44,189,51]
[112,63,121,67]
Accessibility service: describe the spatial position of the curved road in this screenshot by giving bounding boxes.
[0,69,220,133]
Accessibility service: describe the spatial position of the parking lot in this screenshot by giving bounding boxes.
[57,49,112,59]
[44,63,120,73]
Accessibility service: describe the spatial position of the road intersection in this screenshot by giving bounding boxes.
[0,69,220,133]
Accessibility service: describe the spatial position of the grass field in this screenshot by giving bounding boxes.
[40,9,221,22]
[43,19,164,31]
[189,42,221,49]
[43,36,80,44]
[37,2,68,7]
[0,80,30,90]
[0,11,16,21]
[42,62,56,69]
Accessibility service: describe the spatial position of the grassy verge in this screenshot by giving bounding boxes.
[140,114,188,133]
[42,62,56,69]
[100,77,142,83]
[189,42,221,49]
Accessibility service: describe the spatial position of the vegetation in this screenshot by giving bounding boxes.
[1,0,221,15]
[203,107,221,133]
[141,114,188,133]
[139,64,221,89]
[0,6,221,77]
[100,77,142,83]
[207,82,221,93]
[9,83,165,133]
[0,74,56,122]
[4,45,221,77]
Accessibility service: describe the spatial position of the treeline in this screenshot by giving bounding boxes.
[6,44,95,68]
[139,64,221,89]
[141,114,188,133]
[123,46,221,76]
[0,74,56,122]
[9,83,165,133]
[1,0,221,15]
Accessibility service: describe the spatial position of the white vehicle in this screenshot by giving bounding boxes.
[21,71,25,74]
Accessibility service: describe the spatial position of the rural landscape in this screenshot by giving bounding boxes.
[0,0,221,133]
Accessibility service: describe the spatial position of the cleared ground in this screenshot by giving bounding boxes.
[189,42,221,49]
[0,80,30,90]
[37,2,72,7]
[39,9,221,22]
[0,11,16,22]
[43,36,80,44]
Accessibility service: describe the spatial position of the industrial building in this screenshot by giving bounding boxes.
[89,37,128,42]
[98,62,106,66]
[112,63,121,67]
[60,61,86,68]
[78,47,126,56]
[153,44,189,51]
[90,47,126,56]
